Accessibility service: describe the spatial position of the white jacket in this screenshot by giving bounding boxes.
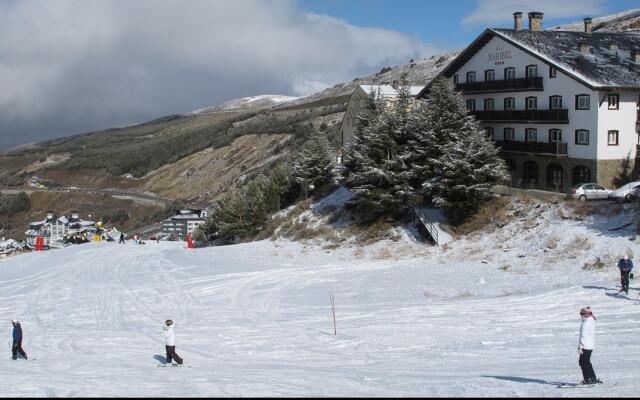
[578,316,595,350]
[164,325,175,346]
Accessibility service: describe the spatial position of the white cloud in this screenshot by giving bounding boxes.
[0,0,438,150]
[462,0,606,27]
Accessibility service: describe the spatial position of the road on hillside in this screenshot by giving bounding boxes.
[0,186,174,207]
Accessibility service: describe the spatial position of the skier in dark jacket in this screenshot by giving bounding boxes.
[617,254,633,294]
[11,319,27,360]
[119,232,126,244]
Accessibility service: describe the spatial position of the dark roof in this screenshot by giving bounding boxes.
[493,29,640,88]
[420,28,640,96]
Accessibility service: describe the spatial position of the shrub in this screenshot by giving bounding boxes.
[0,192,31,215]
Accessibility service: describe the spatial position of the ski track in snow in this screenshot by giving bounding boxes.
[0,226,639,396]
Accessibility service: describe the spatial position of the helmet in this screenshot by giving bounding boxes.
[165,319,173,326]
[11,319,18,324]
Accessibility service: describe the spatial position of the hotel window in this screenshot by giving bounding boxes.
[504,67,515,80]
[525,65,538,78]
[504,127,515,141]
[608,130,619,146]
[575,94,590,110]
[549,66,557,78]
[466,99,476,111]
[608,94,619,110]
[525,96,538,110]
[466,71,476,83]
[525,128,537,142]
[549,129,562,143]
[485,127,495,140]
[453,74,458,85]
[484,69,495,81]
[575,130,589,145]
[504,97,515,111]
[549,95,562,110]
[484,98,494,111]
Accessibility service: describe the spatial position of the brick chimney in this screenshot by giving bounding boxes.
[579,42,591,55]
[583,17,593,33]
[71,211,79,219]
[528,12,543,32]
[632,50,640,63]
[46,211,54,220]
[513,12,523,31]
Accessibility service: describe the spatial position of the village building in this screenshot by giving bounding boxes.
[25,211,95,247]
[419,12,640,192]
[340,83,425,150]
[161,209,208,239]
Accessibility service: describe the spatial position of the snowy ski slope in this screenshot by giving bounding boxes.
[0,202,640,396]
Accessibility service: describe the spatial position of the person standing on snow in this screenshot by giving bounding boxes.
[617,254,633,294]
[119,232,125,244]
[162,319,183,366]
[11,319,28,360]
[578,307,600,384]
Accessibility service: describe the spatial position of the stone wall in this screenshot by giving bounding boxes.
[502,152,640,192]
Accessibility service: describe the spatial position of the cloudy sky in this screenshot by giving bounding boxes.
[0,0,636,151]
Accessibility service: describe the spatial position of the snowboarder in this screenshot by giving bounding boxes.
[119,232,125,244]
[11,319,27,360]
[617,254,633,294]
[162,319,183,366]
[578,307,600,384]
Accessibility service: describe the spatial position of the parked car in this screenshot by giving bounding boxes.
[630,186,640,201]
[570,183,612,201]
[608,181,640,202]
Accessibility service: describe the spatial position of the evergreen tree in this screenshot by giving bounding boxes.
[342,80,413,219]
[405,77,474,202]
[292,130,336,194]
[418,78,509,224]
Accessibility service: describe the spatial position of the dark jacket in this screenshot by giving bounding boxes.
[12,323,22,341]
[618,259,634,271]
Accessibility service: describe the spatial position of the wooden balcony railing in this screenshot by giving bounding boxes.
[456,77,543,93]
[472,109,569,123]
[495,140,568,156]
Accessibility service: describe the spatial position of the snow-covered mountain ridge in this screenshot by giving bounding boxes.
[184,94,301,115]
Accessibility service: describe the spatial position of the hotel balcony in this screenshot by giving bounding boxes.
[495,140,568,156]
[472,109,569,124]
[455,77,543,93]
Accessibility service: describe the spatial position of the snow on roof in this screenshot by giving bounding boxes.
[358,85,425,98]
[492,29,640,88]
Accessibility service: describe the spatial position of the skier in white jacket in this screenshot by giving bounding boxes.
[162,320,183,366]
[577,307,600,384]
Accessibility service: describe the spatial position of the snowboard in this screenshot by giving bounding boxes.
[556,382,598,388]
[556,380,605,389]
[157,363,190,368]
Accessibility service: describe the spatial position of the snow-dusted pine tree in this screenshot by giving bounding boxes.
[420,78,509,224]
[342,79,414,219]
[292,130,336,194]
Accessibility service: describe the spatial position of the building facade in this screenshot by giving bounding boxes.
[419,12,640,192]
[161,209,208,239]
[25,211,95,247]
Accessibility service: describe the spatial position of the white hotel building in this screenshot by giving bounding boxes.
[420,12,640,192]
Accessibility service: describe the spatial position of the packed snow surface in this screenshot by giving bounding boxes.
[1,201,640,396]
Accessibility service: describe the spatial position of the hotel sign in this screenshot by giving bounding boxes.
[488,46,512,65]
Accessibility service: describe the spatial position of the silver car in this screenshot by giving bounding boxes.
[570,183,612,201]
[608,181,640,202]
